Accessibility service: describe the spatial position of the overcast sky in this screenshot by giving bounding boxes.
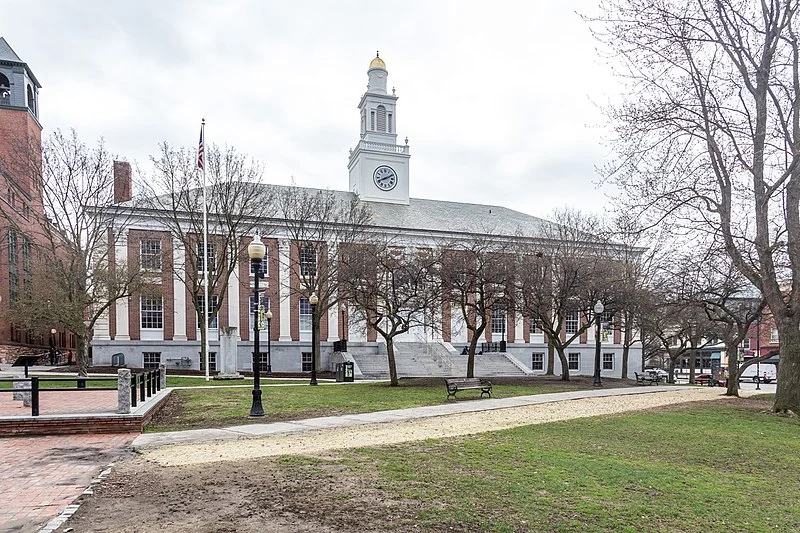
[2,0,619,219]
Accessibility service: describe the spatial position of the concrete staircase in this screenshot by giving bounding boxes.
[350,343,529,379]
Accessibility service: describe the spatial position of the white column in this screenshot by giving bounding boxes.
[514,313,524,343]
[114,230,130,340]
[279,239,292,341]
[327,303,339,342]
[172,241,187,341]
[228,258,240,340]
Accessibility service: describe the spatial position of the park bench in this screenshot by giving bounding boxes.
[634,372,660,385]
[445,377,492,399]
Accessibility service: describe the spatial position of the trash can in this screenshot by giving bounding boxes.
[343,361,355,382]
[335,363,345,382]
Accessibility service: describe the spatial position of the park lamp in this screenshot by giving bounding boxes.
[593,300,604,387]
[309,292,319,386]
[248,234,266,261]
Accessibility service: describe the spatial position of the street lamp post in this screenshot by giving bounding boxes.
[593,300,604,387]
[49,328,57,366]
[310,292,319,385]
[266,309,273,376]
[248,235,266,418]
[755,317,761,391]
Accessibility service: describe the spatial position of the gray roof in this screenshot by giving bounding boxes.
[0,38,22,63]
[0,37,41,88]
[126,182,557,240]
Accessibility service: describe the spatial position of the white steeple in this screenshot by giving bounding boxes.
[348,52,411,204]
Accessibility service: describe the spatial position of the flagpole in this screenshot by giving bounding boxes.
[201,118,210,382]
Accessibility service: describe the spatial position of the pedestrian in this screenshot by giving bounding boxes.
[67,350,73,366]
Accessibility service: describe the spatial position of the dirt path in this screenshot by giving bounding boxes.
[142,387,725,467]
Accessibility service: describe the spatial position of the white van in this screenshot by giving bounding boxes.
[738,363,777,383]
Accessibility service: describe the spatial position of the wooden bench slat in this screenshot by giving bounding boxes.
[445,377,492,399]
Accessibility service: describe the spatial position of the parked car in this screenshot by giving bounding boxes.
[695,373,727,387]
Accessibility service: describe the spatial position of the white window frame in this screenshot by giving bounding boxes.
[565,311,579,336]
[602,353,614,371]
[196,242,216,273]
[531,352,545,371]
[491,308,506,335]
[198,294,219,329]
[140,239,162,271]
[741,338,750,350]
[568,352,580,371]
[302,351,313,372]
[140,296,164,330]
[299,297,312,340]
[770,328,779,343]
[299,245,316,279]
[249,295,270,333]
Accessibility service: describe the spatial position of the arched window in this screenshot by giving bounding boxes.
[0,74,9,103]
[376,105,387,132]
[27,84,35,115]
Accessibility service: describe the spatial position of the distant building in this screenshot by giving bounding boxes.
[0,37,74,363]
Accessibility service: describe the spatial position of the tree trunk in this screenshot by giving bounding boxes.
[774,320,800,413]
[466,333,480,378]
[688,348,696,384]
[545,337,555,376]
[621,343,629,380]
[386,337,399,386]
[556,346,570,381]
[666,359,676,385]
[724,344,740,397]
[76,333,89,377]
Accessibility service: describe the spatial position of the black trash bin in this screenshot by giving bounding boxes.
[335,363,345,382]
[343,361,355,382]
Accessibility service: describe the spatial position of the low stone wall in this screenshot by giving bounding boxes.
[0,344,43,365]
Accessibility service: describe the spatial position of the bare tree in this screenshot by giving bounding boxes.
[340,239,441,386]
[591,0,800,412]
[274,187,372,375]
[439,234,513,379]
[140,142,267,375]
[515,209,620,380]
[0,129,140,375]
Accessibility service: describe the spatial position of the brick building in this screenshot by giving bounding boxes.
[89,54,642,379]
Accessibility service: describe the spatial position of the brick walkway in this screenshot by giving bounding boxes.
[0,432,136,531]
[0,390,118,417]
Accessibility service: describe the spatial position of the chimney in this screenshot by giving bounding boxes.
[113,161,132,203]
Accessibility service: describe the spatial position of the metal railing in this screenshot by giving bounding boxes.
[0,368,164,416]
[480,341,507,353]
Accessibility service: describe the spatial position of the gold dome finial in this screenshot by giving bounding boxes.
[369,51,386,70]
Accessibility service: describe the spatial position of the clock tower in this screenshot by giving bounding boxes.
[348,52,410,204]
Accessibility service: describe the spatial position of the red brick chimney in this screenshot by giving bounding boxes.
[113,161,132,203]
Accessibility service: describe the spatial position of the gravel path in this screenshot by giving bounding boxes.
[142,387,726,467]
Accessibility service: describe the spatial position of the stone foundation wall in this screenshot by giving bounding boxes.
[0,344,43,364]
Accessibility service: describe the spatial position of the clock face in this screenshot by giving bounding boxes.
[373,165,398,191]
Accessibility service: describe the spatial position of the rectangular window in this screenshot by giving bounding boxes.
[140,239,162,271]
[568,352,580,371]
[529,317,539,335]
[299,297,312,334]
[299,245,316,279]
[258,352,269,371]
[387,113,393,133]
[603,353,614,370]
[531,352,544,371]
[8,228,17,264]
[302,351,313,372]
[742,338,750,350]
[370,111,375,130]
[140,296,164,329]
[565,311,579,335]
[771,328,779,343]
[21,237,31,274]
[250,247,268,276]
[196,242,216,273]
[601,311,613,327]
[249,295,270,332]
[8,270,18,301]
[200,352,217,372]
[143,352,161,369]
[491,308,506,334]
[198,294,219,329]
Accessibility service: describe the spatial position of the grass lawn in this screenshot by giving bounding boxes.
[309,395,800,532]
[145,376,608,432]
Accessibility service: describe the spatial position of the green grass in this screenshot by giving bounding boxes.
[333,398,800,532]
[145,378,580,432]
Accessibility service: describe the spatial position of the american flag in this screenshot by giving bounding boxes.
[197,120,205,170]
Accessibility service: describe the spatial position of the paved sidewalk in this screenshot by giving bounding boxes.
[134,385,686,449]
[0,433,136,532]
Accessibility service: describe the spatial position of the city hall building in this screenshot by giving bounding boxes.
[1,43,642,377]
